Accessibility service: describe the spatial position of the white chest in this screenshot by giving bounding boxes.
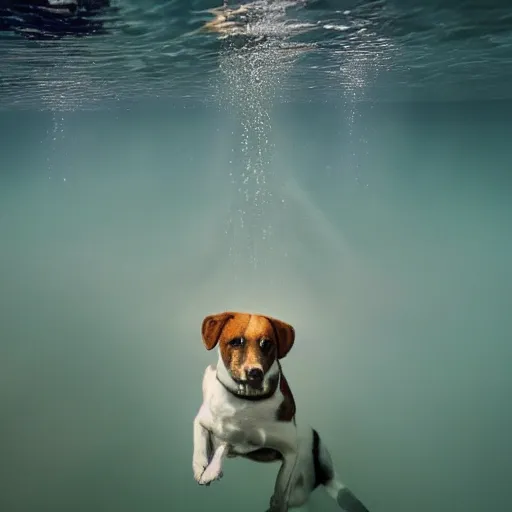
[202,371,282,451]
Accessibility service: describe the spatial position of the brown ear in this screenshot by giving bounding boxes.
[267,316,295,359]
[201,312,234,351]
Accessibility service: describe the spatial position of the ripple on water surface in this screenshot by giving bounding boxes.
[1,0,512,109]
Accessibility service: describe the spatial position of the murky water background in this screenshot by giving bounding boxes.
[1,1,512,512]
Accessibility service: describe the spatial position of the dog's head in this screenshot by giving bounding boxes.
[201,312,295,391]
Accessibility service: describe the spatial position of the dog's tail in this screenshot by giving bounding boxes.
[313,429,370,512]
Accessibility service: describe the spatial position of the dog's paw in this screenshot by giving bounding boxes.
[192,457,209,484]
[198,462,223,486]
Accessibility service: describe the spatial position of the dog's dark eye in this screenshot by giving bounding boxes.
[260,338,272,351]
[228,337,244,348]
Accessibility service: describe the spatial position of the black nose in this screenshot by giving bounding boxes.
[247,367,264,382]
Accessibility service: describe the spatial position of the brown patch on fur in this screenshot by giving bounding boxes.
[276,370,296,422]
[267,315,295,360]
[201,312,295,376]
[201,312,235,350]
[223,314,274,381]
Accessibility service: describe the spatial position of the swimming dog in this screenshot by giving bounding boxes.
[192,311,370,512]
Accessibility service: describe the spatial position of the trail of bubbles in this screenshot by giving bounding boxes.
[215,1,305,274]
[327,10,399,187]
[43,111,68,184]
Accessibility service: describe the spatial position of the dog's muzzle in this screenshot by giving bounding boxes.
[246,367,264,389]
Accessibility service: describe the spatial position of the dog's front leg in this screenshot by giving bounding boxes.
[198,442,228,486]
[193,406,212,484]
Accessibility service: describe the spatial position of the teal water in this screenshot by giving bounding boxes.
[1,2,512,512]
